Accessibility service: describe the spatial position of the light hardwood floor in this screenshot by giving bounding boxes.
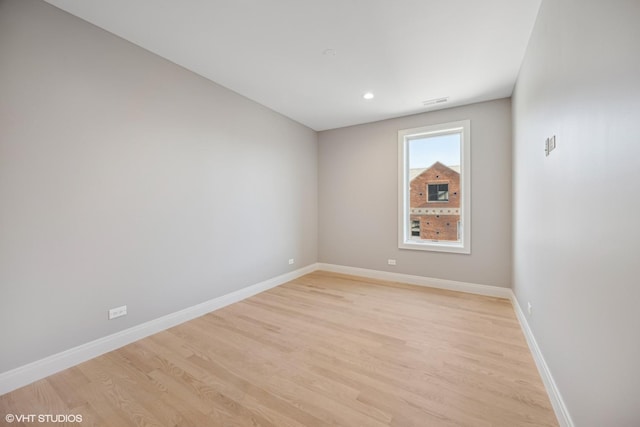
[0,271,558,426]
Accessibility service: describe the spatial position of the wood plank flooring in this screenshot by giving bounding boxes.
[0,271,558,426]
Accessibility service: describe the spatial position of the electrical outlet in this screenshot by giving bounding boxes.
[288,258,294,265]
[527,302,532,315]
[108,305,127,320]
[388,259,397,266]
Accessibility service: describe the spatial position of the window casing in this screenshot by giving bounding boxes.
[398,120,471,254]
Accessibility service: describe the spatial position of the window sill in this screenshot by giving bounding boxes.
[399,239,470,254]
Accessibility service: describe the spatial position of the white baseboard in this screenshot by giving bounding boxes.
[510,294,574,427]
[316,263,513,299]
[0,264,317,395]
[1,261,574,427]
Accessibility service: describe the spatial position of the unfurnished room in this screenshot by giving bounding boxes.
[1,0,639,426]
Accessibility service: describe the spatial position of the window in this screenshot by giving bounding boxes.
[398,120,470,253]
[411,219,420,236]
[428,183,449,202]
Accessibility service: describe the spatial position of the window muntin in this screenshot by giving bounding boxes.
[398,120,470,253]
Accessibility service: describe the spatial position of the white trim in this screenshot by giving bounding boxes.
[1,261,573,427]
[0,264,317,395]
[317,263,511,299]
[509,293,575,427]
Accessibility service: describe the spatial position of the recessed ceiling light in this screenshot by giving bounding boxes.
[363,92,375,100]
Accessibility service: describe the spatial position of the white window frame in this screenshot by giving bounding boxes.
[398,120,471,254]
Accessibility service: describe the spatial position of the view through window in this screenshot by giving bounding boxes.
[398,120,470,253]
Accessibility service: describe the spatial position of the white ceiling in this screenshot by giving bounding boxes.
[44,0,541,131]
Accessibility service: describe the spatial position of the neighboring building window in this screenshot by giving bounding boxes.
[398,120,470,254]
[411,219,420,236]
[428,183,449,202]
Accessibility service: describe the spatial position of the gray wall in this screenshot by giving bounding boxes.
[318,99,512,287]
[0,0,317,373]
[512,0,640,425]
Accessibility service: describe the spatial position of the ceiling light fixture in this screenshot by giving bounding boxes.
[363,92,375,100]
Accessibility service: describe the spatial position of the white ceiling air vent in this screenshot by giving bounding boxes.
[423,97,449,106]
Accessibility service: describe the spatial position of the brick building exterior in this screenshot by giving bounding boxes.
[409,162,460,241]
